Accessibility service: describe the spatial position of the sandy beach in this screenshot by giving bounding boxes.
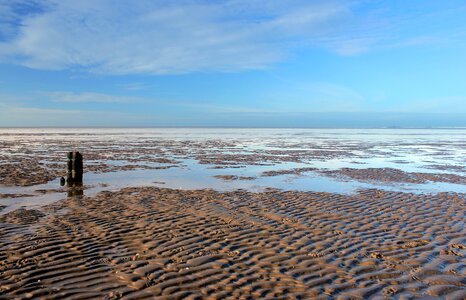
[1,128,466,299]
[0,187,465,299]
[3,0,466,297]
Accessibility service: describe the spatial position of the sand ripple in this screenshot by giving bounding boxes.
[0,188,465,299]
[323,167,466,184]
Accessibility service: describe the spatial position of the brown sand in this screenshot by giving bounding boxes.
[322,168,466,185]
[424,165,466,173]
[213,175,256,181]
[261,168,318,177]
[258,166,466,185]
[0,161,58,187]
[1,188,465,299]
[0,161,177,187]
[2,132,465,190]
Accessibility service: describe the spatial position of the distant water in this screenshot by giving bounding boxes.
[1,128,466,213]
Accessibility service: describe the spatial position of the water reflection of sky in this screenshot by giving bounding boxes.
[1,128,466,213]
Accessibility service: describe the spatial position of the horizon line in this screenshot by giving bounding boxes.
[1,126,466,130]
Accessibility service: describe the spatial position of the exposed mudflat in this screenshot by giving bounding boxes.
[2,128,466,192]
[322,167,466,185]
[261,167,318,177]
[213,175,256,181]
[0,187,465,299]
[1,128,466,299]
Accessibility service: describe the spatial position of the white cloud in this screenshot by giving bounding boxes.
[0,103,80,115]
[175,102,273,114]
[258,76,366,112]
[0,102,79,126]
[120,82,147,91]
[0,0,372,74]
[0,0,463,74]
[0,102,149,126]
[43,91,145,103]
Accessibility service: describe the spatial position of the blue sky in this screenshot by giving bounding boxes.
[1,0,466,127]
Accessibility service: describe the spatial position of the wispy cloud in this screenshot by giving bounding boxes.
[120,82,147,91]
[0,102,150,126]
[393,96,466,114]
[174,102,274,114]
[259,75,367,112]
[1,0,461,75]
[0,0,44,41]
[0,103,80,114]
[43,91,145,103]
[0,102,80,126]
[0,0,328,73]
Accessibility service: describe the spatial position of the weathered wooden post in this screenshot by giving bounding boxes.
[67,151,83,183]
[67,183,84,197]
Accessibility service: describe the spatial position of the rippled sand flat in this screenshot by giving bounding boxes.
[1,128,466,299]
[1,187,465,299]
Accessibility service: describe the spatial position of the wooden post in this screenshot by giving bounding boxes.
[67,151,83,183]
[67,183,84,197]
[67,152,73,181]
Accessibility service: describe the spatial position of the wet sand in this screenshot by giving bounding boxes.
[1,128,466,298]
[2,128,466,189]
[321,168,466,185]
[1,187,465,299]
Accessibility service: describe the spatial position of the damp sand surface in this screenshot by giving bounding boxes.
[2,128,466,212]
[1,128,466,298]
[1,187,465,299]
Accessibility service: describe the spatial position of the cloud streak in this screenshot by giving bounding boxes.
[44,92,145,104]
[0,0,330,73]
[0,102,150,126]
[1,0,460,75]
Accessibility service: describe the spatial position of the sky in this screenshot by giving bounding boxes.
[0,0,466,127]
